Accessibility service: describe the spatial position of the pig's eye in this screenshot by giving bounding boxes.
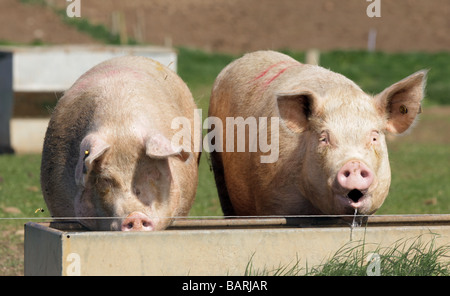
[133,187,141,196]
[371,131,380,144]
[319,132,329,146]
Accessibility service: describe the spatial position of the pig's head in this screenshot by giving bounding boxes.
[277,70,427,216]
[74,130,190,231]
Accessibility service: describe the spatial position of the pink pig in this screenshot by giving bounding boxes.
[208,50,427,217]
[41,56,201,231]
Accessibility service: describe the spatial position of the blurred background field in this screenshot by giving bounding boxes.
[0,0,449,275]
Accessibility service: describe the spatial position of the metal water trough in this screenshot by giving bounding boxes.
[24,215,450,276]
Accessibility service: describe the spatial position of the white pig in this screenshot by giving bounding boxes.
[208,50,427,217]
[41,55,201,231]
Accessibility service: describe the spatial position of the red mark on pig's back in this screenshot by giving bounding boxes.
[67,64,148,95]
[251,60,302,90]
[253,61,288,80]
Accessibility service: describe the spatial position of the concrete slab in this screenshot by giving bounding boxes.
[0,45,177,92]
[11,118,49,154]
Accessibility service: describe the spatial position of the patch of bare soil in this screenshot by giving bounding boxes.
[59,0,450,53]
[1,0,449,53]
[0,0,98,44]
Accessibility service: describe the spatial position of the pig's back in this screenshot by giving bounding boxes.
[209,50,301,119]
[65,56,194,133]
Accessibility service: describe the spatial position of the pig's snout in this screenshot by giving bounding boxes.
[337,160,374,201]
[121,211,153,231]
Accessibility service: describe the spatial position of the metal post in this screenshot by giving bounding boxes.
[0,51,14,154]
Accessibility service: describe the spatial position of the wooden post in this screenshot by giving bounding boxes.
[133,10,145,44]
[368,28,377,52]
[305,49,320,65]
[119,12,128,45]
[111,11,128,44]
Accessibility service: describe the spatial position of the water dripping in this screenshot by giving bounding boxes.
[350,208,359,241]
[352,208,360,228]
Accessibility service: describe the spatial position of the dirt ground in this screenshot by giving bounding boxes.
[1,0,449,53]
[0,0,98,44]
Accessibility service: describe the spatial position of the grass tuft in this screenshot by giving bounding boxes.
[244,233,450,276]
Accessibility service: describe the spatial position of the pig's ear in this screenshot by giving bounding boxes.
[375,70,428,134]
[75,134,111,187]
[145,133,191,162]
[276,89,320,133]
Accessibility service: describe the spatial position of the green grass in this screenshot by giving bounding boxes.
[283,49,450,106]
[311,235,450,276]
[378,108,450,214]
[244,233,450,276]
[190,154,222,217]
[0,155,47,223]
[177,47,237,111]
[0,155,44,275]
[381,144,450,214]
